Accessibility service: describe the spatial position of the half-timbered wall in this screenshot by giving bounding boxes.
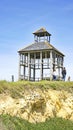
[18,50,63,81]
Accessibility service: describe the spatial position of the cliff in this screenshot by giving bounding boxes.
[0,80,73,123]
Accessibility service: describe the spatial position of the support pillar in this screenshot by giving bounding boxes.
[18,53,21,80]
[62,57,64,68]
[49,36,50,43]
[33,64,35,81]
[33,53,36,81]
[50,50,53,80]
[58,56,60,77]
[24,54,25,79]
[28,53,30,80]
[40,52,43,80]
[58,67,60,78]
[24,66,25,79]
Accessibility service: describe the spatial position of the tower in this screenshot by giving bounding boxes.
[33,27,51,43]
[18,27,64,81]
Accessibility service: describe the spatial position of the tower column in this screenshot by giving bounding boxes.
[28,53,30,80]
[40,51,43,80]
[18,53,21,80]
[49,36,50,43]
[50,50,53,80]
[33,53,36,81]
[58,56,60,78]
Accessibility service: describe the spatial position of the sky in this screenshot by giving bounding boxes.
[0,0,73,81]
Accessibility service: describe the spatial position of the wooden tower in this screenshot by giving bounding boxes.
[18,27,64,81]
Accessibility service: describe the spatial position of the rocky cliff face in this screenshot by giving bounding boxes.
[0,87,73,123]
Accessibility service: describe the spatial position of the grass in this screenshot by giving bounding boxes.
[0,80,73,98]
[0,114,73,130]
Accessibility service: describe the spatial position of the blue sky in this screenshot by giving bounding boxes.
[0,0,73,81]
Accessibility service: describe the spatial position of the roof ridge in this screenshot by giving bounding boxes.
[45,42,53,48]
[33,27,47,34]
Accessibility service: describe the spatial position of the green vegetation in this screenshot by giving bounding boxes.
[0,80,73,98]
[0,114,73,130]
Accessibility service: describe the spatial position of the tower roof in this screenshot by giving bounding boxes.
[18,41,64,56]
[33,27,51,37]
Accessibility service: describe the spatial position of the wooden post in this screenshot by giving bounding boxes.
[40,51,43,80]
[33,53,36,81]
[62,57,64,67]
[11,75,14,82]
[58,56,60,78]
[22,54,23,64]
[58,67,60,78]
[50,50,53,80]
[18,53,21,80]
[61,57,64,77]
[28,53,30,80]
[24,66,25,79]
[33,64,35,81]
[49,36,50,43]
[24,54,26,79]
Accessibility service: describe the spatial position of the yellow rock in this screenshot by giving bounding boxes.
[0,89,73,123]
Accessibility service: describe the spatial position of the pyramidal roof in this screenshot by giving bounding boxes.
[18,41,64,56]
[18,27,64,56]
[33,27,51,36]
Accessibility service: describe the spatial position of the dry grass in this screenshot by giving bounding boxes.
[0,80,73,98]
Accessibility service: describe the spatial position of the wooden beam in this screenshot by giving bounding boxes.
[28,53,30,80]
[18,54,21,80]
[50,50,53,80]
[40,52,43,80]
